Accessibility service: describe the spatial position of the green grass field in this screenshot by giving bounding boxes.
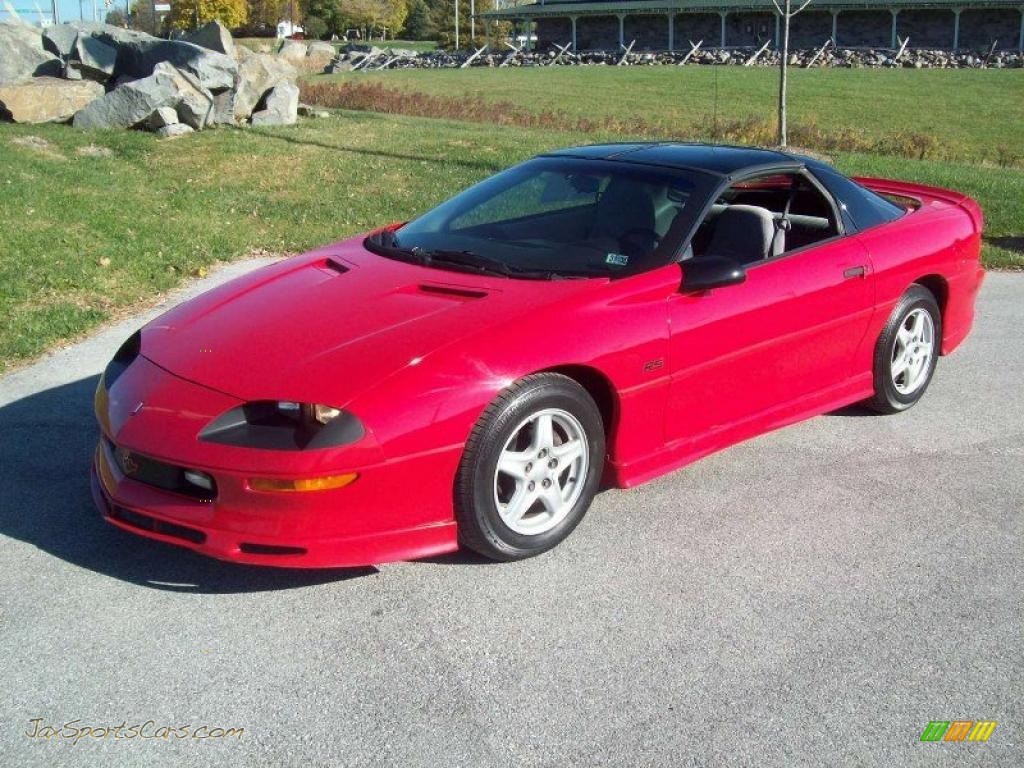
[1,68,1021,371]
[312,66,1024,166]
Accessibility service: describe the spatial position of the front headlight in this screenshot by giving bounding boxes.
[103,330,141,389]
[199,400,364,451]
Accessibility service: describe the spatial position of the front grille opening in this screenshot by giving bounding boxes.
[239,543,307,556]
[110,506,207,545]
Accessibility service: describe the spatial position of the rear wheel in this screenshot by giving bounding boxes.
[865,284,941,414]
[455,374,605,561]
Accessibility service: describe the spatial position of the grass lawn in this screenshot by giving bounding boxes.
[310,66,1024,166]
[1,109,1020,372]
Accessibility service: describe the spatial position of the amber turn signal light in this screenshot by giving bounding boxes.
[248,473,358,493]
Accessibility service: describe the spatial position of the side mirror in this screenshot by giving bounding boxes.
[680,256,746,293]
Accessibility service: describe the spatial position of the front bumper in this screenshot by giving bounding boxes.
[92,357,460,568]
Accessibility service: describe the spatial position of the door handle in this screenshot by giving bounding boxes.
[844,266,866,279]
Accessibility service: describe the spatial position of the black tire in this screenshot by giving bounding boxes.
[455,373,605,561]
[865,284,942,414]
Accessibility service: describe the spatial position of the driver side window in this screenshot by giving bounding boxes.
[691,173,840,265]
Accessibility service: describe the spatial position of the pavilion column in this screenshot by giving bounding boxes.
[524,18,533,50]
[617,13,625,48]
[720,11,727,47]
[890,9,899,49]
[668,13,674,52]
[1019,7,1024,53]
[952,8,961,50]
[774,12,780,48]
[570,15,577,52]
[831,10,839,45]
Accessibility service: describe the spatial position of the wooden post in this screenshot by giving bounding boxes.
[551,41,573,64]
[679,38,703,64]
[805,38,831,67]
[745,38,772,65]
[617,38,635,64]
[894,35,909,61]
[983,38,998,66]
[461,44,488,67]
[499,40,522,66]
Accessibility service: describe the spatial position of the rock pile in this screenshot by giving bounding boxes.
[0,20,302,135]
[327,44,1023,71]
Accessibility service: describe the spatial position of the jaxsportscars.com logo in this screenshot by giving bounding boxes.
[920,720,997,742]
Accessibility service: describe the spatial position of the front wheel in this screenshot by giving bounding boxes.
[865,284,941,414]
[455,374,605,561]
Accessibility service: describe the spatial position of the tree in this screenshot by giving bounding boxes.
[402,0,436,40]
[771,0,812,147]
[167,0,249,31]
[304,14,328,38]
[105,8,126,26]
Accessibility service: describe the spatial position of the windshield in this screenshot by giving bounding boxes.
[365,157,718,279]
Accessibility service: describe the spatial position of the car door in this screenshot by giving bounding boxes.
[663,174,874,446]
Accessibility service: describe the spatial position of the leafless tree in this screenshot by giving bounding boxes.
[771,0,813,147]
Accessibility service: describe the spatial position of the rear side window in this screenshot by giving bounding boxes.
[812,167,905,232]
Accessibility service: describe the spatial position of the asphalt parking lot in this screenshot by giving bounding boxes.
[0,263,1020,767]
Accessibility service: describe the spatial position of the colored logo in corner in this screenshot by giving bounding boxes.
[920,720,997,742]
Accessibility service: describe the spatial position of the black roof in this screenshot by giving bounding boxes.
[543,142,827,177]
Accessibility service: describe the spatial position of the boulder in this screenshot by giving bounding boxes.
[72,24,237,92]
[250,81,298,126]
[42,23,79,58]
[156,123,194,139]
[170,67,215,130]
[184,20,234,58]
[0,21,63,84]
[71,34,117,82]
[307,41,335,58]
[210,88,237,125]
[144,105,179,130]
[0,77,104,123]
[73,62,193,129]
[278,39,308,62]
[233,47,296,120]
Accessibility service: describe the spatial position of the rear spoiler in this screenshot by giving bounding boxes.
[854,176,983,233]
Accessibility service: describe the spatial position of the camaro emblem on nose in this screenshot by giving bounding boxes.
[117,447,139,475]
[131,401,144,415]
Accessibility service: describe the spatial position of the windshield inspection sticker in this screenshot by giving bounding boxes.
[606,253,629,267]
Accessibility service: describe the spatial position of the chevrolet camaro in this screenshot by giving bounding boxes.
[92,143,985,567]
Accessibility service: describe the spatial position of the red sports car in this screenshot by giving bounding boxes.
[92,144,984,567]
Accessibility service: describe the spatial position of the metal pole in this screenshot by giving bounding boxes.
[953,8,960,51]
[455,0,459,50]
[470,0,475,42]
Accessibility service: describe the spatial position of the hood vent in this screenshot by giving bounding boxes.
[324,257,350,274]
[415,284,488,301]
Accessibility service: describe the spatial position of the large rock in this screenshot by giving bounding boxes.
[0,77,104,123]
[184,20,234,58]
[42,23,79,58]
[0,21,62,84]
[72,23,236,92]
[233,47,296,120]
[307,41,335,58]
[278,39,308,62]
[156,123,194,139]
[72,62,199,129]
[170,67,214,130]
[71,34,117,82]
[144,105,179,130]
[250,81,298,126]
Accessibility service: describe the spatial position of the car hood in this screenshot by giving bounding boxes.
[141,237,595,406]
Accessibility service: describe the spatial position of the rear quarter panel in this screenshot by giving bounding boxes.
[852,179,984,365]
